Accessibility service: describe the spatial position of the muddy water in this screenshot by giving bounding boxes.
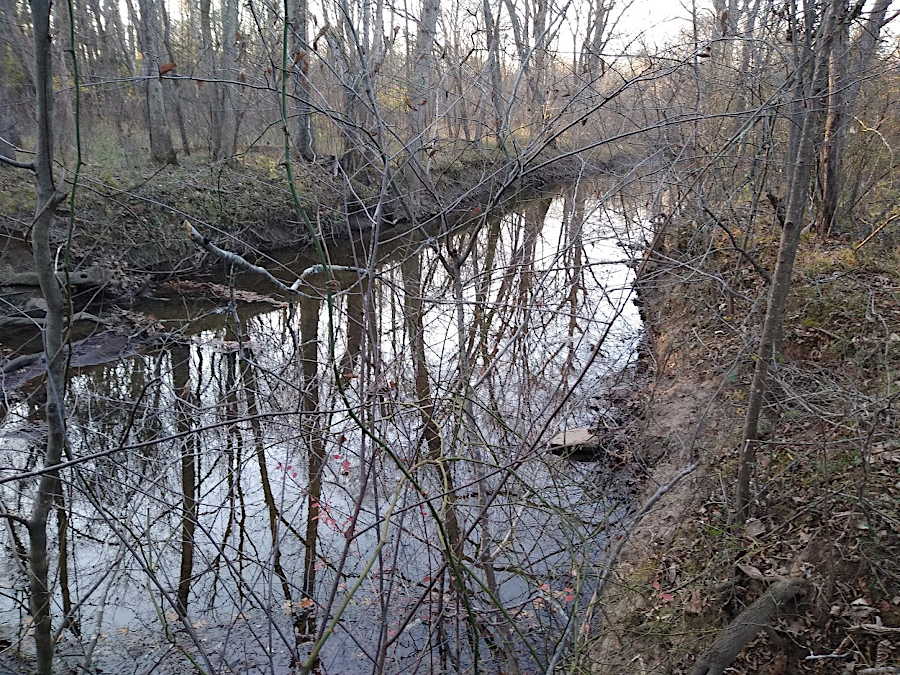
[0,182,645,674]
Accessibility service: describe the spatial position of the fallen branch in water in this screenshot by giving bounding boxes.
[183,221,366,297]
[691,577,808,675]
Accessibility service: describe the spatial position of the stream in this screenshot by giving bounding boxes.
[0,180,646,674]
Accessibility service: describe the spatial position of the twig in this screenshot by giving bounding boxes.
[854,212,900,251]
[700,204,772,284]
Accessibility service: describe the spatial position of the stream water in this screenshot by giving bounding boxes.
[0,181,645,674]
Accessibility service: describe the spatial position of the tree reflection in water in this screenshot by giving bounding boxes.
[0,183,645,674]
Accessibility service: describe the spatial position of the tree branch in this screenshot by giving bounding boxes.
[0,510,31,527]
[700,204,772,284]
[0,154,35,170]
[183,221,366,297]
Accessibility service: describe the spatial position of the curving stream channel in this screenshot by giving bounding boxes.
[0,180,646,674]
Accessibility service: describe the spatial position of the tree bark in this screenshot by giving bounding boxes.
[482,0,507,149]
[199,0,221,158]
[27,2,69,673]
[817,0,892,234]
[300,296,324,635]
[692,579,807,675]
[217,0,240,161]
[172,344,197,614]
[137,0,177,164]
[0,79,19,161]
[291,0,315,160]
[160,0,191,155]
[406,0,440,201]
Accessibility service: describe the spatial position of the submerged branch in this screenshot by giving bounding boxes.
[184,221,366,297]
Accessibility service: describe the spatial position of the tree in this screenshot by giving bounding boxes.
[405,0,440,201]
[136,0,177,164]
[0,78,19,161]
[291,0,315,160]
[0,2,73,673]
[736,0,841,520]
[217,0,241,161]
[817,0,892,234]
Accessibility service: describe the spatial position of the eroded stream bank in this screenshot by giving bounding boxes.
[1,180,651,674]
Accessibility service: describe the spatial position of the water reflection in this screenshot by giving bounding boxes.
[0,182,644,673]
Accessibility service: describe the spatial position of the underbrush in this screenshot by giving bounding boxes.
[585,222,900,674]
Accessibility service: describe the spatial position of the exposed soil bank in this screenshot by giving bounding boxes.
[588,237,900,674]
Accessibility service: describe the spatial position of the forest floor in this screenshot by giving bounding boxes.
[588,227,900,674]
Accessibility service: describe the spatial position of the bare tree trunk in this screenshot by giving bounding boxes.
[818,0,892,234]
[406,0,440,201]
[0,80,19,161]
[137,0,177,164]
[105,0,136,78]
[55,484,76,636]
[160,1,191,155]
[482,0,507,148]
[0,0,36,88]
[26,3,69,673]
[199,0,221,158]
[244,353,294,604]
[300,297,324,635]
[217,0,240,161]
[583,0,609,79]
[401,250,463,563]
[736,0,836,520]
[291,0,315,160]
[172,344,197,614]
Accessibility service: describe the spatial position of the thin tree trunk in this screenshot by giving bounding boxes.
[482,0,507,149]
[218,0,240,161]
[160,1,191,155]
[244,353,294,604]
[736,0,835,520]
[401,250,463,561]
[199,0,221,157]
[818,0,891,234]
[291,0,315,160]
[0,80,19,161]
[27,3,69,673]
[300,297,324,635]
[406,0,440,200]
[55,484,77,636]
[172,344,197,614]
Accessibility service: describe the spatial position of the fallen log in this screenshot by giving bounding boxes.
[691,577,807,675]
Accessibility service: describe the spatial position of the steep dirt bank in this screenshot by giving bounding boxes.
[589,234,900,674]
